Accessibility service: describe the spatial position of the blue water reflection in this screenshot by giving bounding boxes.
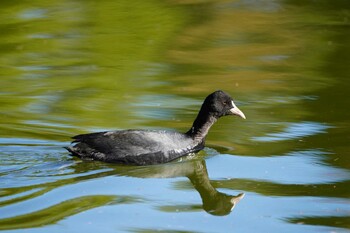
[206,150,349,184]
[132,94,200,120]
[252,121,332,142]
[18,9,47,20]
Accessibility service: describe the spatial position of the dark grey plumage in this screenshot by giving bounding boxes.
[66,90,246,165]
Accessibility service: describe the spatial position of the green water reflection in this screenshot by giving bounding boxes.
[0,0,349,232]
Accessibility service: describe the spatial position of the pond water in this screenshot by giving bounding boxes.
[0,0,349,232]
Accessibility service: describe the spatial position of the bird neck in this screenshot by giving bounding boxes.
[186,111,217,142]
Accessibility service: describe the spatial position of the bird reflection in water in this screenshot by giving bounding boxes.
[0,158,244,231]
[187,160,244,216]
[114,158,245,216]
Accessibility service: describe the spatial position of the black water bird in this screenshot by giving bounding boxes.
[66,90,246,165]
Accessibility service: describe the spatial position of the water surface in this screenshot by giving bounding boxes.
[1,0,350,232]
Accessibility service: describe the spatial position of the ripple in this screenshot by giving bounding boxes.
[252,121,332,142]
[18,8,47,20]
[0,195,118,230]
[206,150,350,185]
[132,94,199,120]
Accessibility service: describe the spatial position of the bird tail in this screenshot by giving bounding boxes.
[64,146,81,158]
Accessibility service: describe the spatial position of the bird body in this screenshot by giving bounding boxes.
[66,90,245,165]
[67,129,204,165]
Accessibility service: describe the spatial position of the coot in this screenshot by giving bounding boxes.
[66,90,246,165]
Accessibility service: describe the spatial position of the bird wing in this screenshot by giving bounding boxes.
[72,130,160,155]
